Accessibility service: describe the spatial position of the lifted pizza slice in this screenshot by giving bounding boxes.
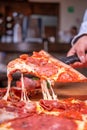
[3,50,87,101]
[7,50,86,83]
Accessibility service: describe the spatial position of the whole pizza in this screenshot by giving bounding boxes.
[0,50,87,130]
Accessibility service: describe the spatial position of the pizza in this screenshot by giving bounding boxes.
[7,50,86,84]
[0,50,87,130]
[0,88,87,130]
[4,50,87,100]
[0,87,87,130]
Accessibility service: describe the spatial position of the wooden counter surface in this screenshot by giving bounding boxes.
[54,82,87,100]
[29,82,87,101]
[0,42,71,53]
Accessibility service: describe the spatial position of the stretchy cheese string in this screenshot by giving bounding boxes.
[21,73,30,102]
[49,82,57,100]
[41,80,52,100]
[41,79,57,100]
[3,77,12,100]
[3,73,30,102]
[21,73,26,101]
[41,81,48,100]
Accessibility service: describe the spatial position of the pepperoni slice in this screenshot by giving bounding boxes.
[10,114,77,130]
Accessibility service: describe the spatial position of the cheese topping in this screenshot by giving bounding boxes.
[0,109,18,123]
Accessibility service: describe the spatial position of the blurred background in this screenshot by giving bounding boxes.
[0,0,86,44]
[0,0,87,87]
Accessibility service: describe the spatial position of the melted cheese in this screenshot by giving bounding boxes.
[41,80,52,100]
[3,77,12,100]
[76,120,85,130]
[41,79,57,100]
[0,122,13,130]
[0,109,18,123]
[36,101,59,116]
[21,73,30,102]
[3,74,57,103]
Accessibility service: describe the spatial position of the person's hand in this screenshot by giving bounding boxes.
[67,35,87,63]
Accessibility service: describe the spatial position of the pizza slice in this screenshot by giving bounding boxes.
[3,50,87,101]
[7,50,86,83]
[0,50,87,130]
